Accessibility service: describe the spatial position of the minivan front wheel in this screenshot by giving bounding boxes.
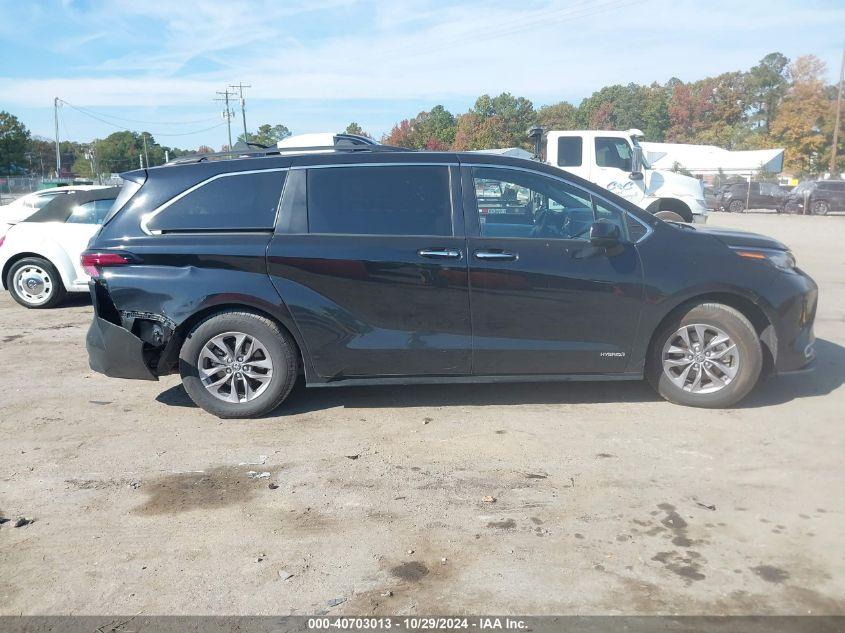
[179,310,298,418]
[647,303,762,408]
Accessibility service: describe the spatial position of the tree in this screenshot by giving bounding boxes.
[0,111,31,174]
[470,93,536,148]
[771,55,831,175]
[382,105,456,149]
[238,123,291,147]
[344,122,371,138]
[536,102,578,130]
[197,145,214,154]
[747,52,790,133]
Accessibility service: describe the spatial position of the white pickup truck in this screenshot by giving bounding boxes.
[542,129,708,223]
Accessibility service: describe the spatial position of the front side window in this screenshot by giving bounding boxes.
[557,137,583,167]
[307,165,452,236]
[148,171,285,232]
[471,167,597,240]
[595,137,632,171]
[65,199,115,225]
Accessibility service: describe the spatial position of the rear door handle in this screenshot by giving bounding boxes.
[418,248,462,259]
[474,249,518,262]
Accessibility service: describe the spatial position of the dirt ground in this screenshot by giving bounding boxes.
[0,212,843,616]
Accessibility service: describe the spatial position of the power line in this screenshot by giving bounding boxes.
[57,99,225,138]
[54,101,219,125]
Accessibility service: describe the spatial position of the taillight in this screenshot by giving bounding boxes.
[81,251,132,278]
[0,235,5,249]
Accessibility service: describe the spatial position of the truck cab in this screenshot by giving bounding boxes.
[544,129,708,223]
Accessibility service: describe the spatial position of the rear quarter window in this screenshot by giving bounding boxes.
[147,170,285,232]
[556,137,583,167]
[307,165,452,236]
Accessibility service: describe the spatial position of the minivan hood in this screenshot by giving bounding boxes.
[687,225,788,251]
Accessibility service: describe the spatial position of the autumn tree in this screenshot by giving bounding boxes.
[771,55,831,175]
[537,101,578,130]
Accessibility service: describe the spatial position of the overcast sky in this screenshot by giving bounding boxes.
[1,0,843,149]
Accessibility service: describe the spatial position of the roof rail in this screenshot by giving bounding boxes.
[165,134,408,166]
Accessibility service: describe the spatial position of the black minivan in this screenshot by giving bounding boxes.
[84,136,817,418]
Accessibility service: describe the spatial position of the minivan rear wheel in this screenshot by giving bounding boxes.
[179,310,298,418]
[647,303,762,408]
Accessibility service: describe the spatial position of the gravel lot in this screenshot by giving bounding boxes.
[0,213,843,616]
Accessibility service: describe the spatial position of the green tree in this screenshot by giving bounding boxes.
[344,122,371,138]
[747,52,790,134]
[238,123,291,146]
[0,111,31,174]
[471,93,536,148]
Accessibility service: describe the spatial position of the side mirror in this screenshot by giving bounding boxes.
[589,220,621,247]
[630,146,644,180]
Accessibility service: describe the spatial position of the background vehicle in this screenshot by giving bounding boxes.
[0,187,119,308]
[543,129,708,223]
[83,138,816,418]
[784,180,845,215]
[0,185,107,236]
[717,182,788,213]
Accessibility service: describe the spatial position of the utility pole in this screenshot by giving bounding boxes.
[830,43,845,178]
[142,132,150,168]
[230,82,251,143]
[215,89,234,149]
[54,97,61,177]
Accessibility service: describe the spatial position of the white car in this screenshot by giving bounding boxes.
[0,185,108,236]
[0,187,120,308]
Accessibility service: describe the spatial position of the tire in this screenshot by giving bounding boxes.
[646,303,762,408]
[179,310,299,418]
[728,199,745,213]
[654,210,685,222]
[6,257,67,309]
[812,200,830,215]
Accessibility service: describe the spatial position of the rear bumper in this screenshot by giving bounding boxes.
[86,316,158,381]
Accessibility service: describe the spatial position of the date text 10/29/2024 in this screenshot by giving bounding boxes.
[307,617,528,631]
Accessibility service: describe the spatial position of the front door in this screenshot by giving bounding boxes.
[267,163,472,379]
[592,136,646,208]
[463,165,645,376]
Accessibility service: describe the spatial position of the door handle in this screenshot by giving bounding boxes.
[418,248,462,259]
[474,249,518,262]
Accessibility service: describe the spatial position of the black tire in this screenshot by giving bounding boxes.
[728,199,745,213]
[812,200,830,215]
[646,303,762,408]
[6,257,67,309]
[179,310,299,418]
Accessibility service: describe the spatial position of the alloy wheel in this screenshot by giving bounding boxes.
[662,323,740,394]
[198,331,274,403]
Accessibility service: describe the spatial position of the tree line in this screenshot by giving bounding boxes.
[378,52,842,176]
[0,51,841,179]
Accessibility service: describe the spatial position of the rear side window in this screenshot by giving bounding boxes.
[307,166,452,236]
[556,137,582,167]
[148,171,285,232]
[66,199,115,225]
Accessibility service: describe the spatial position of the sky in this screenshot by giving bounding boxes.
[0,0,843,150]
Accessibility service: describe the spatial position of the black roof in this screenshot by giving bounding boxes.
[27,187,121,223]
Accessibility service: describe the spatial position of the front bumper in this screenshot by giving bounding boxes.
[87,316,158,381]
[771,272,818,374]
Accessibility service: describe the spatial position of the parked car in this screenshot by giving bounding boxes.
[83,138,817,418]
[0,187,120,308]
[783,180,845,215]
[717,182,788,213]
[0,185,107,236]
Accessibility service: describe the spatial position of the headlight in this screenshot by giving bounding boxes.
[733,247,796,272]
